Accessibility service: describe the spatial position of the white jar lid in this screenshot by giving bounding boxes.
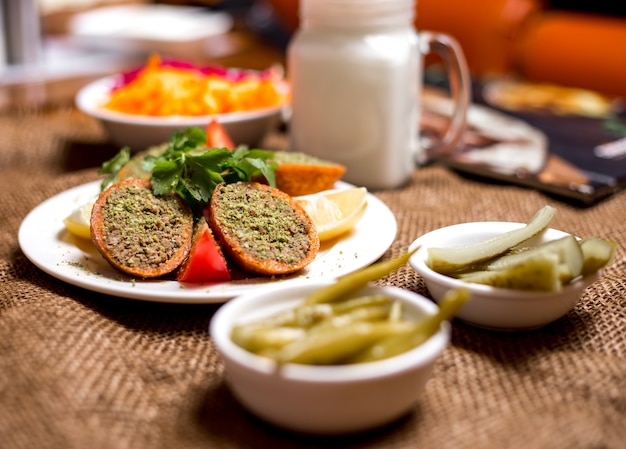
[301,0,415,27]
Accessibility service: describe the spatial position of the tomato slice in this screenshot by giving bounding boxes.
[206,119,235,150]
[176,217,231,283]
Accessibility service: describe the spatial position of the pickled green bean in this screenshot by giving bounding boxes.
[228,248,472,366]
[347,288,470,363]
[388,300,402,322]
[276,321,415,365]
[329,294,391,314]
[231,324,306,353]
[244,304,334,329]
[301,248,419,307]
[309,305,391,334]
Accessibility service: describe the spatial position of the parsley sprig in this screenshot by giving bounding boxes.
[98,127,277,215]
[99,147,131,189]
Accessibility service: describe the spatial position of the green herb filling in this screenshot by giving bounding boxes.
[101,185,190,269]
[214,184,312,264]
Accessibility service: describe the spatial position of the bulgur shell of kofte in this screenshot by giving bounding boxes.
[272,151,346,197]
[90,178,194,279]
[208,182,320,276]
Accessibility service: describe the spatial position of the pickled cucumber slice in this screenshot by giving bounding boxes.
[483,234,583,283]
[458,253,561,292]
[427,205,556,274]
[580,237,617,276]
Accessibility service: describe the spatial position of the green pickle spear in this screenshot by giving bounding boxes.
[458,253,562,291]
[461,234,583,288]
[424,206,616,292]
[480,234,583,283]
[428,205,556,274]
[579,237,617,276]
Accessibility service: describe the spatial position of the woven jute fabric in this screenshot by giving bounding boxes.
[1,106,625,449]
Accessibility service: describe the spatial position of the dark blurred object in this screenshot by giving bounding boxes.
[262,0,298,34]
[421,83,626,206]
[155,0,291,50]
[546,1,626,17]
[244,1,291,51]
[155,0,242,6]
[154,0,253,15]
[1,0,42,66]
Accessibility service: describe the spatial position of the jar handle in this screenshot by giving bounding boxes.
[418,31,471,161]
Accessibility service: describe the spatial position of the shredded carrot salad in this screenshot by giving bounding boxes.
[104,55,287,116]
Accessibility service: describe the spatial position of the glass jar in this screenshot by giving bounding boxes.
[288,0,419,190]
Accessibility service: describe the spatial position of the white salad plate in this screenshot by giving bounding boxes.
[18,181,397,304]
[75,75,287,150]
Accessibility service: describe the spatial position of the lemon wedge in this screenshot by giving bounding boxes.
[63,201,94,239]
[295,187,368,241]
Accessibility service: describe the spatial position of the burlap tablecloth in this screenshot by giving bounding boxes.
[1,106,625,449]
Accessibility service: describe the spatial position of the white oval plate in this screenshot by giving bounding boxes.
[18,181,397,304]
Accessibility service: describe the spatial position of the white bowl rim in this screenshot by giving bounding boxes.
[210,281,450,382]
[75,74,288,126]
[408,221,601,301]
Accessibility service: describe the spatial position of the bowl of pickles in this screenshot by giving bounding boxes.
[210,253,468,434]
[409,206,616,331]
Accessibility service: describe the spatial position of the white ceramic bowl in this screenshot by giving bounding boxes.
[409,222,601,331]
[76,75,286,151]
[210,281,450,435]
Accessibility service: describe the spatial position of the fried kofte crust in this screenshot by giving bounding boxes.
[90,179,193,279]
[272,151,346,196]
[208,182,319,276]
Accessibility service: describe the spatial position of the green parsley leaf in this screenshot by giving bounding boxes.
[98,147,131,190]
[97,127,278,216]
[149,159,182,195]
[147,127,277,214]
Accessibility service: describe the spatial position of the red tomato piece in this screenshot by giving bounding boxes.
[206,119,235,150]
[176,217,231,283]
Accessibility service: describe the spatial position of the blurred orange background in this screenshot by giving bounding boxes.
[266,0,626,98]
